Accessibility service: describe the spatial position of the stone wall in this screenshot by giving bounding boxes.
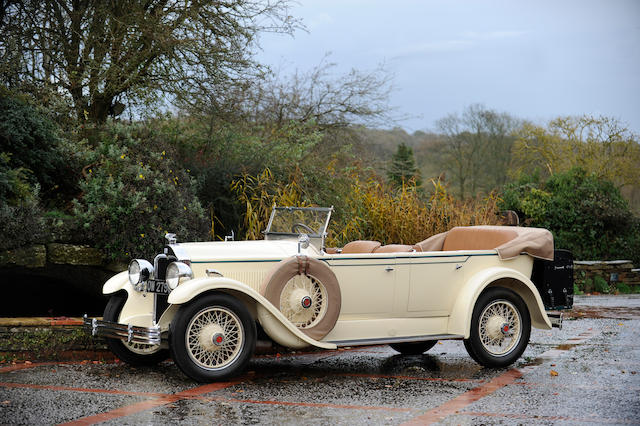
[574,260,640,292]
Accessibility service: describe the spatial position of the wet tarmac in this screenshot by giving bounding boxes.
[2,295,640,425]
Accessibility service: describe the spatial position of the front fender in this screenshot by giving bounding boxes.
[167,277,336,350]
[103,271,129,294]
[448,266,552,338]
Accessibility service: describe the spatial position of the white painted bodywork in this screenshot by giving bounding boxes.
[104,238,552,349]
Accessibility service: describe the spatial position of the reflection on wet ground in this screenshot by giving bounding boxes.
[1,295,639,425]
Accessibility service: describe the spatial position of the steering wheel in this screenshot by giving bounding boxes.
[291,222,315,234]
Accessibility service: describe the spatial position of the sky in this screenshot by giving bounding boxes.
[256,0,640,134]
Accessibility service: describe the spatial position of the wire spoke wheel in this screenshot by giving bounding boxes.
[103,293,169,366]
[171,294,256,382]
[478,300,521,356]
[185,306,244,371]
[279,274,328,329]
[464,287,531,368]
[124,341,161,355]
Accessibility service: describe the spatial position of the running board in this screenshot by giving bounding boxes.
[330,334,463,347]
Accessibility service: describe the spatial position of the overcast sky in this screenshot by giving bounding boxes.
[256,0,640,134]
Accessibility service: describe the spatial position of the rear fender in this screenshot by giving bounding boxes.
[448,266,552,338]
[167,277,336,350]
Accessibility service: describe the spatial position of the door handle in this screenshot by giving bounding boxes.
[385,266,394,272]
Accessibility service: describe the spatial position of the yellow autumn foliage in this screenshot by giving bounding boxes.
[232,167,501,245]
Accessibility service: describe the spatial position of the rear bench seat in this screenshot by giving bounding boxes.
[329,226,553,260]
[415,225,554,260]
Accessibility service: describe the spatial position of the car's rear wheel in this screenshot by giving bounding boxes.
[464,287,531,367]
[170,293,256,382]
[103,293,169,366]
[389,340,438,355]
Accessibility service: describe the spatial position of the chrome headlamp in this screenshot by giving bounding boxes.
[128,259,154,285]
[166,261,193,290]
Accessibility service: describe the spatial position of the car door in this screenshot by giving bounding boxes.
[325,254,397,317]
[405,254,468,316]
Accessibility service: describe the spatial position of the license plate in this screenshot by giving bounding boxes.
[142,280,170,295]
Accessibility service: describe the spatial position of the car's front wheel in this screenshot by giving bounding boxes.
[389,340,438,355]
[464,287,531,368]
[103,293,169,366]
[170,293,256,382]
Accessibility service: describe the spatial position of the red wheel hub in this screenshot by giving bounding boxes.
[212,333,224,346]
[301,296,312,309]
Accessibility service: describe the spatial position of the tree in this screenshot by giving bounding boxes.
[238,56,393,128]
[436,104,519,198]
[387,142,421,187]
[0,0,298,122]
[511,115,640,188]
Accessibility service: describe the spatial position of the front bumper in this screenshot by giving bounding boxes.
[83,315,161,345]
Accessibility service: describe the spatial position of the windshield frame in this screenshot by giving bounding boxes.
[264,206,333,249]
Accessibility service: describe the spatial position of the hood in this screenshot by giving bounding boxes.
[174,239,317,262]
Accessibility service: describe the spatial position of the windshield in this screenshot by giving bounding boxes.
[265,206,332,237]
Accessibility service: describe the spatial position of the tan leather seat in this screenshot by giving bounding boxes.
[341,240,381,254]
[442,226,518,251]
[374,244,421,253]
[416,226,553,260]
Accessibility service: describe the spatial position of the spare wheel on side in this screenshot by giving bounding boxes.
[260,256,341,341]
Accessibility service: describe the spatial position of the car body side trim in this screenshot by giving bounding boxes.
[330,333,463,347]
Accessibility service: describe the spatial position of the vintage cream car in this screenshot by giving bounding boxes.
[85,206,572,382]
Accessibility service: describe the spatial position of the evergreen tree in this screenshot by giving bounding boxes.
[387,143,421,186]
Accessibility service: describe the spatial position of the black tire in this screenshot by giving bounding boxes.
[170,293,256,382]
[464,287,531,368]
[103,293,169,366]
[389,340,438,355]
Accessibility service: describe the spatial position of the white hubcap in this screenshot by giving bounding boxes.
[479,299,521,356]
[280,274,328,329]
[186,306,244,370]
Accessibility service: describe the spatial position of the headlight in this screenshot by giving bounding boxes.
[128,259,154,285]
[166,261,193,290]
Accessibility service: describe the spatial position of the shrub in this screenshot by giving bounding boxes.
[500,168,640,263]
[232,167,501,246]
[593,275,610,293]
[0,187,46,251]
[0,94,62,196]
[573,283,584,296]
[329,177,500,246]
[616,282,632,294]
[73,123,208,261]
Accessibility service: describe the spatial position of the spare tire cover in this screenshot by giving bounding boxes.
[260,256,341,340]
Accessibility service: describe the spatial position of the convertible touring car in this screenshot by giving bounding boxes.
[85,206,573,382]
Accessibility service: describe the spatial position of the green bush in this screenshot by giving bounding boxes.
[593,275,609,293]
[0,94,62,196]
[0,187,46,251]
[500,168,640,263]
[573,283,584,295]
[616,282,632,294]
[73,123,208,261]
